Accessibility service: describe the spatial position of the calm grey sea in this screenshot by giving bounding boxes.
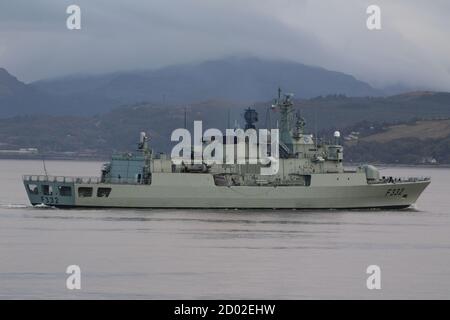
[0,159,449,299]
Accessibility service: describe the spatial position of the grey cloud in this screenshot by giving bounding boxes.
[0,0,448,91]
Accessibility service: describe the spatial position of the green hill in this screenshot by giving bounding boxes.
[1,92,450,164]
[344,119,450,164]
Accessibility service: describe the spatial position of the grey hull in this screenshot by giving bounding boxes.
[24,173,430,209]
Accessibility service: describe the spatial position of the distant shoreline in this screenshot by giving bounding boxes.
[0,155,108,162]
[1,155,449,168]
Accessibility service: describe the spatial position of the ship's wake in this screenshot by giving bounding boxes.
[0,203,56,209]
[33,203,57,209]
[0,203,30,209]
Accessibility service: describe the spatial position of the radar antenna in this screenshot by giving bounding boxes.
[244,107,258,130]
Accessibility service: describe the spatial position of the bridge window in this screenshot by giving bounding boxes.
[27,184,39,195]
[58,186,72,196]
[42,184,53,195]
[97,187,111,198]
[78,187,93,198]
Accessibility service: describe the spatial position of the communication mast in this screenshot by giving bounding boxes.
[272,87,295,153]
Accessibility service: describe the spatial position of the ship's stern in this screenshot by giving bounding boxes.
[23,175,76,207]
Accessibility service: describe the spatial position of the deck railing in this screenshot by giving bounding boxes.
[23,175,100,184]
[22,175,145,185]
[371,176,431,184]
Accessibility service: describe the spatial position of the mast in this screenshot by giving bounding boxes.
[272,87,294,153]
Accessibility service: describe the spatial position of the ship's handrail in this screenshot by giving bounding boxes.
[23,175,100,183]
[22,175,143,185]
[371,176,431,184]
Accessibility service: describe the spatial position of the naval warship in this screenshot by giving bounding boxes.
[23,89,430,209]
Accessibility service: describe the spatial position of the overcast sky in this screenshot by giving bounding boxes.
[0,0,449,90]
